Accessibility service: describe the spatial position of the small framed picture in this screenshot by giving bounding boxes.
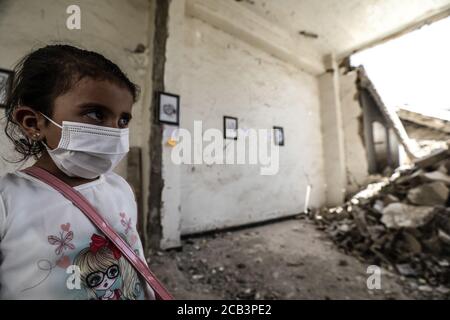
[273,126,285,146]
[224,116,238,140]
[0,68,14,108]
[157,92,180,125]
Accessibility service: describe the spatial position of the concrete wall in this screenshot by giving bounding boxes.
[172,13,326,235]
[318,56,347,206]
[0,0,153,178]
[339,70,369,195]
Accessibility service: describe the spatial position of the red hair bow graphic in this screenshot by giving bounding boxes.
[90,234,122,260]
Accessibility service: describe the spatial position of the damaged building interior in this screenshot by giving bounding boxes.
[1,0,450,300]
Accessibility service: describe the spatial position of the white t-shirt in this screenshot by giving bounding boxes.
[0,170,155,300]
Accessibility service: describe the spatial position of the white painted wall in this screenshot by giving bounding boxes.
[175,16,326,235]
[186,0,324,75]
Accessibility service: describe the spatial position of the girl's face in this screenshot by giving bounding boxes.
[41,78,134,149]
[87,263,120,291]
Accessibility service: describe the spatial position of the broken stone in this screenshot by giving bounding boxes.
[436,286,450,294]
[407,181,449,206]
[394,169,424,186]
[398,232,422,256]
[381,203,435,229]
[337,224,350,233]
[438,164,448,174]
[383,194,400,205]
[414,149,449,169]
[418,285,433,292]
[351,206,369,236]
[438,229,450,245]
[438,259,450,267]
[422,171,450,186]
[373,200,384,213]
[192,274,204,281]
[421,235,442,254]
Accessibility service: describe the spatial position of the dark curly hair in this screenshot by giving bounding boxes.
[3,44,139,162]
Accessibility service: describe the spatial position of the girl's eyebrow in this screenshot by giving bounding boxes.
[77,102,112,111]
[122,112,133,119]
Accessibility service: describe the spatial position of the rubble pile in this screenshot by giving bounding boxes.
[310,148,450,294]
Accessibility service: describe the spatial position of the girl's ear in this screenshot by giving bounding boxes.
[13,107,46,142]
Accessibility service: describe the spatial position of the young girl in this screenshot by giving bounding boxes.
[0,45,155,300]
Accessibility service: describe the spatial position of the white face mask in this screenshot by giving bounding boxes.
[40,113,130,179]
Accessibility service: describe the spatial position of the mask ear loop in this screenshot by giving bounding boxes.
[39,112,62,150]
[40,112,63,129]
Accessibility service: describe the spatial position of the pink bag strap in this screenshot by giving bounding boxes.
[22,166,173,300]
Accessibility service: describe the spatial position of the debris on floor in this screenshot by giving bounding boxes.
[148,219,411,300]
[309,147,450,299]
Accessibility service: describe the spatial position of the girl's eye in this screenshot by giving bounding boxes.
[85,111,104,122]
[118,117,131,128]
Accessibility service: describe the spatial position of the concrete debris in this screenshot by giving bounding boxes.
[423,170,450,186]
[381,204,435,229]
[407,182,449,206]
[309,154,450,297]
[398,109,450,134]
[414,148,449,169]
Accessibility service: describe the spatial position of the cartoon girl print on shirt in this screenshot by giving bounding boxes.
[72,234,142,300]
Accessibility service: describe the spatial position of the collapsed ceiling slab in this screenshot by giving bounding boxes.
[357,67,421,160]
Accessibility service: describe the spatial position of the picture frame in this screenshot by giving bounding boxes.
[223,116,238,140]
[273,126,285,146]
[0,68,14,109]
[157,91,180,125]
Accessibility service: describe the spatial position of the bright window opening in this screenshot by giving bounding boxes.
[351,16,450,121]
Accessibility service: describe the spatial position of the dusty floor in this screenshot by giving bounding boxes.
[148,217,416,300]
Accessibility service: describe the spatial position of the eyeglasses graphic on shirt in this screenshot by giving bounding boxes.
[86,264,120,288]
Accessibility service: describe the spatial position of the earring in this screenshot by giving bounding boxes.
[32,132,41,140]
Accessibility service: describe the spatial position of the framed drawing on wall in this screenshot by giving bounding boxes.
[273,126,285,146]
[157,91,180,125]
[223,116,238,140]
[0,69,14,109]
